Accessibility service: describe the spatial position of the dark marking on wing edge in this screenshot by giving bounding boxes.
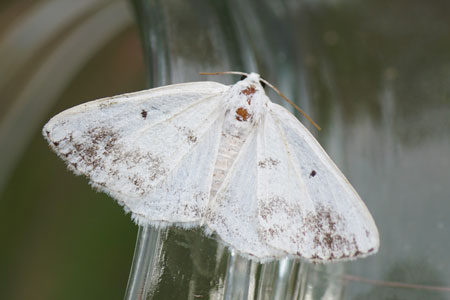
[303,205,367,260]
[261,200,370,261]
[309,170,317,178]
[48,124,170,197]
[141,109,147,119]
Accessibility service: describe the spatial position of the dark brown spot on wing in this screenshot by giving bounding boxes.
[63,150,73,157]
[188,135,197,143]
[141,109,147,119]
[241,86,256,105]
[309,170,317,178]
[235,107,251,121]
[242,86,256,96]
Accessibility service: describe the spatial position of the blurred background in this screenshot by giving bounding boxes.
[1,0,450,299]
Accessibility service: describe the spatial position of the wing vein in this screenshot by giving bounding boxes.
[258,117,269,234]
[269,110,314,210]
[131,93,222,142]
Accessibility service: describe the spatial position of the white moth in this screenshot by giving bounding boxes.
[43,72,379,262]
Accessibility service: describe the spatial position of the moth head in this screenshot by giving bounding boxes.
[233,73,268,105]
[240,72,266,89]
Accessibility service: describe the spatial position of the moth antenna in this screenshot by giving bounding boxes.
[200,71,248,77]
[259,78,321,131]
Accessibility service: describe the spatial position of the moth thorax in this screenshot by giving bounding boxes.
[210,132,247,199]
[222,93,264,139]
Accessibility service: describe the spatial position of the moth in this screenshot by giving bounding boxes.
[43,72,379,262]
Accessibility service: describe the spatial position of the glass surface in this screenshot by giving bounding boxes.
[0,0,449,299]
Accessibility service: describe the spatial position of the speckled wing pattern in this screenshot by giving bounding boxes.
[44,82,228,225]
[255,103,379,261]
